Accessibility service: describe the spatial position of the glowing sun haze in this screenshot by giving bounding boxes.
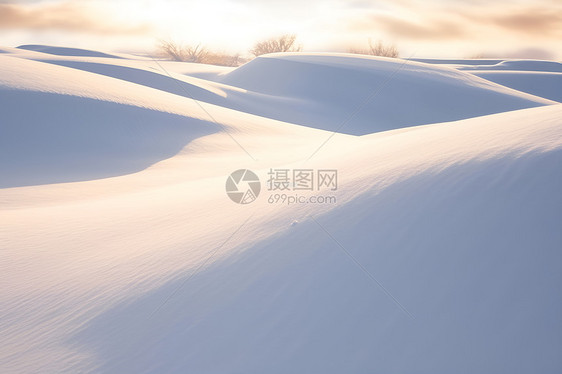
[0,0,560,59]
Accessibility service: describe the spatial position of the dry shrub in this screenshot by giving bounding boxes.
[349,39,399,58]
[250,34,302,57]
[157,40,242,66]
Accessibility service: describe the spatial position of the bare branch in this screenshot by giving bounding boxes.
[157,39,243,66]
[349,39,399,58]
[250,34,302,57]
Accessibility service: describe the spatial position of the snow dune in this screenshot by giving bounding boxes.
[17,44,124,59]
[57,105,562,374]
[470,71,562,103]
[0,55,222,188]
[461,60,562,73]
[421,59,562,103]
[0,90,217,188]
[219,53,554,134]
[412,58,505,65]
[1,46,561,374]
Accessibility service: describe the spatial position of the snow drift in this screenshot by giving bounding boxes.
[219,53,554,134]
[17,44,124,59]
[422,59,562,103]
[1,46,561,374]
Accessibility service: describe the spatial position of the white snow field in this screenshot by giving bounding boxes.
[1,46,561,374]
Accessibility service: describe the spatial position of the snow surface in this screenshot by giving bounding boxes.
[417,58,562,103]
[218,53,554,134]
[460,60,562,73]
[469,71,562,103]
[412,58,505,66]
[1,46,561,374]
[17,44,124,59]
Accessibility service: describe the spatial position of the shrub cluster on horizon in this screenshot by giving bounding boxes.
[249,34,302,57]
[157,39,244,66]
[157,35,400,66]
[348,39,399,58]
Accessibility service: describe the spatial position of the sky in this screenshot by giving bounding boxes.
[0,0,560,59]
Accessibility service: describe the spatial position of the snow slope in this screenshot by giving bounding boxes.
[412,58,505,65]
[12,48,556,136]
[219,53,555,134]
[420,59,562,103]
[470,71,562,103]
[17,44,124,59]
[1,46,561,374]
[461,60,562,73]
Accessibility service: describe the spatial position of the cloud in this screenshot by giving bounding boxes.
[348,1,562,42]
[352,13,466,40]
[0,2,151,35]
[441,3,562,39]
[488,8,562,36]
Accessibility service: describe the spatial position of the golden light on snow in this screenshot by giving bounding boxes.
[1,8,562,372]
